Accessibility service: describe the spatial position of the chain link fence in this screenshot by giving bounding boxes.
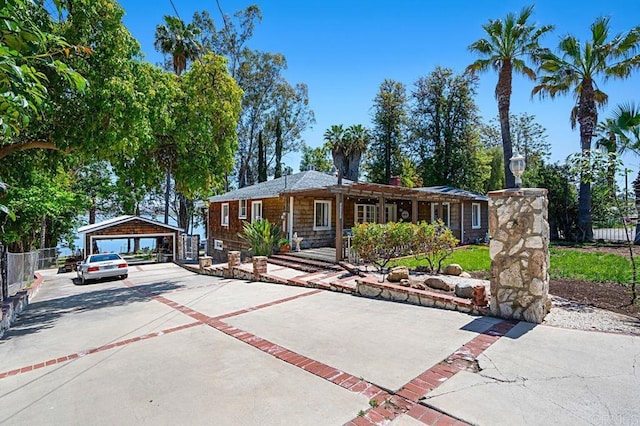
[2,247,59,299]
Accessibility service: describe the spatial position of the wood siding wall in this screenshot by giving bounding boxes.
[208,197,286,260]
[291,197,335,249]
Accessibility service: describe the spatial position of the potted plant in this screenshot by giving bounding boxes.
[278,238,291,253]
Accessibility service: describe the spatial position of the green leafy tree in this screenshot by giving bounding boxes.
[299,143,333,173]
[467,5,553,188]
[367,79,407,184]
[533,17,640,242]
[0,0,87,155]
[409,67,486,192]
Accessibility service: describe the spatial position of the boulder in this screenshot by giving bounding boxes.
[460,272,472,278]
[455,282,476,298]
[444,264,463,276]
[426,277,454,291]
[399,279,410,287]
[387,266,409,282]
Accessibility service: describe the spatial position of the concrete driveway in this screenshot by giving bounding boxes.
[0,263,638,425]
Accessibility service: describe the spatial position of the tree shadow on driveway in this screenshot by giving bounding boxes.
[0,281,183,343]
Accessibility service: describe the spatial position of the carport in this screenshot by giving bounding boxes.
[78,215,183,261]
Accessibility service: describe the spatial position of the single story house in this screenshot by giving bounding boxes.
[207,170,488,262]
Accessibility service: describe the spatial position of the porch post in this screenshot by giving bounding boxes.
[378,196,385,224]
[411,198,418,224]
[439,202,444,224]
[288,196,294,242]
[336,193,344,262]
[461,202,465,243]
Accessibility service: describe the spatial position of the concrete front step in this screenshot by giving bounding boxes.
[270,254,342,271]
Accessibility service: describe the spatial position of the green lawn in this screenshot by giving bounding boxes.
[389,245,633,284]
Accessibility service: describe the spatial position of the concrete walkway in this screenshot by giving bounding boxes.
[0,263,638,425]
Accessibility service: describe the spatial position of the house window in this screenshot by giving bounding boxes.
[314,200,331,230]
[221,203,229,227]
[355,204,379,224]
[431,202,450,227]
[251,201,262,222]
[238,200,247,219]
[472,203,481,229]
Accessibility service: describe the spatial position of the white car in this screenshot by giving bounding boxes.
[77,253,128,284]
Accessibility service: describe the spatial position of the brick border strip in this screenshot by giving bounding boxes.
[345,320,518,425]
[127,277,517,426]
[0,321,202,380]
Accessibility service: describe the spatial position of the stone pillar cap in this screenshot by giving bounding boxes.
[488,188,548,198]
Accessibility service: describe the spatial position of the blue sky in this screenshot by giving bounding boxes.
[119,0,640,185]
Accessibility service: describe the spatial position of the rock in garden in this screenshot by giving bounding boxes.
[410,280,426,290]
[455,282,475,298]
[444,264,463,276]
[399,279,410,287]
[387,266,409,282]
[460,272,471,278]
[426,277,454,291]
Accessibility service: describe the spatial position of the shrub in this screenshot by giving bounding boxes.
[351,220,458,274]
[351,222,413,272]
[412,220,459,273]
[238,219,282,257]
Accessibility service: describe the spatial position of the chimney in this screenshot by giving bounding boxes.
[389,176,402,186]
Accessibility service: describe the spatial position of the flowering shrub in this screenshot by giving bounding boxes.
[413,220,458,273]
[351,222,413,272]
[351,220,458,273]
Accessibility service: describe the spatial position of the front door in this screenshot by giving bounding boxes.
[385,204,397,223]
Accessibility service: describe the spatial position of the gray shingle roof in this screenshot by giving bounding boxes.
[209,171,353,203]
[416,186,488,202]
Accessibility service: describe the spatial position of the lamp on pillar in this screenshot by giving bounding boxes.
[509,152,526,188]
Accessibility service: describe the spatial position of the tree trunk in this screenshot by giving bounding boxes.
[385,131,391,184]
[274,120,283,178]
[89,198,96,225]
[177,193,191,233]
[634,172,640,245]
[163,171,171,224]
[40,215,46,249]
[496,60,514,188]
[257,131,267,182]
[346,151,362,182]
[577,80,596,242]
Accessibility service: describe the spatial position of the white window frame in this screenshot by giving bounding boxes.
[355,204,379,224]
[251,201,262,222]
[221,203,230,227]
[313,200,332,231]
[431,202,450,227]
[238,199,247,219]
[472,203,481,229]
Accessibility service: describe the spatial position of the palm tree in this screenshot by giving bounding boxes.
[154,15,201,76]
[324,124,369,182]
[344,124,370,182]
[467,6,553,188]
[154,15,202,227]
[533,18,640,242]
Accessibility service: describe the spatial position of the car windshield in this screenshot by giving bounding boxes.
[90,254,121,262]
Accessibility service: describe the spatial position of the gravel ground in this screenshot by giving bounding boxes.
[544,295,640,335]
[434,274,640,335]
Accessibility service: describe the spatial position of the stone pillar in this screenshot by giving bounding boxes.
[227,251,241,278]
[488,188,550,324]
[252,256,268,281]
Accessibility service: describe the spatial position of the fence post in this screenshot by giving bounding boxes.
[1,245,6,301]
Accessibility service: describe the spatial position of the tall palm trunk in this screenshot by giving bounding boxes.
[496,60,514,188]
[577,81,596,242]
[634,173,640,245]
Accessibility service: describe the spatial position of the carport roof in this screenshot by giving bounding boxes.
[78,215,184,234]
